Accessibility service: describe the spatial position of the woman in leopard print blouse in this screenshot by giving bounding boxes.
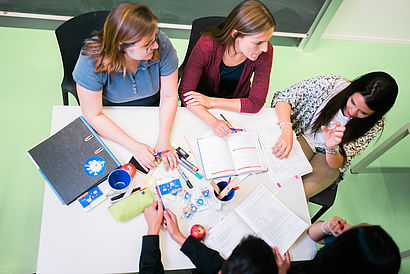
[271,72,398,198]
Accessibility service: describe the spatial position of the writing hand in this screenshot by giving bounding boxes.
[210,119,232,137]
[183,91,213,108]
[143,201,164,235]
[323,216,351,237]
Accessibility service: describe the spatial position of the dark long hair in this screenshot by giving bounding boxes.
[221,235,278,274]
[203,0,276,52]
[290,226,401,274]
[311,72,398,144]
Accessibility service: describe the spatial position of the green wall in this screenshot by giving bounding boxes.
[0,26,409,273]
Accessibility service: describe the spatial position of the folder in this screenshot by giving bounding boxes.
[28,116,121,205]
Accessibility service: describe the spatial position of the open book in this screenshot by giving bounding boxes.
[204,184,308,258]
[197,131,266,180]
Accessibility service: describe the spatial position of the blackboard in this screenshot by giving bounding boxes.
[0,0,326,35]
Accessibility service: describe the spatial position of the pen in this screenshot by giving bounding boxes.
[155,187,166,210]
[220,114,241,133]
[172,144,190,159]
[110,187,141,202]
[180,156,199,172]
[177,167,193,189]
[153,149,170,156]
[179,160,203,179]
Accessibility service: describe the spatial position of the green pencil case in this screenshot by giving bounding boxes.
[108,189,154,222]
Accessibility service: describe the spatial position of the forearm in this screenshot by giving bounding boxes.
[209,97,241,112]
[181,236,225,274]
[307,221,328,243]
[83,111,141,152]
[275,102,292,124]
[139,235,164,273]
[187,104,220,127]
[158,93,178,143]
[325,151,345,169]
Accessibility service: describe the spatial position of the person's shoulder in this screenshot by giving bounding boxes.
[197,34,218,49]
[157,31,174,50]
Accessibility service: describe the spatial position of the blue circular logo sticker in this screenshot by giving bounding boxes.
[84,156,106,177]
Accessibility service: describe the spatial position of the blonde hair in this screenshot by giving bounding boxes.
[203,0,275,52]
[82,2,159,77]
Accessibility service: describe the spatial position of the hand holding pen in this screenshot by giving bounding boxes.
[220,114,244,133]
[153,140,178,171]
[322,216,350,237]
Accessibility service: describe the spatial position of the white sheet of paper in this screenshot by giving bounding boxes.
[204,212,255,259]
[235,184,309,255]
[249,124,312,181]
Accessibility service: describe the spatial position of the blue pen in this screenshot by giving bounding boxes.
[153,149,170,156]
[155,186,166,210]
[220,114,243,133]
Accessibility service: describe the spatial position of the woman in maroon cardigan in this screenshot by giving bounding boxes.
[179,0,276,137]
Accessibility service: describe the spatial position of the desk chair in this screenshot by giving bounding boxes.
[55,11,109,105]
[178,16,225,80]
[309,183,338,223]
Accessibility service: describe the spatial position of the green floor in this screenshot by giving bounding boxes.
[0,26,409,273]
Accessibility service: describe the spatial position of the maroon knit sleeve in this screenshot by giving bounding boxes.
[240,43,273,113]
[178,35,211,106]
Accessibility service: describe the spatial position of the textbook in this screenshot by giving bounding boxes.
[204,184,309,258]
[28,116,121,205]
[197,131,266,179]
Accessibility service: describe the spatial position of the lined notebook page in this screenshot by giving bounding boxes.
[235,184,308,255]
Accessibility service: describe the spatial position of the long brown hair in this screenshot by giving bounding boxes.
[203,0,275,52]
[311,72,398,144]
[82,2,159,77]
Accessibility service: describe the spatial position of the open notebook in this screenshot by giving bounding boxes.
[197,131,266,179]
[204,184,308,258]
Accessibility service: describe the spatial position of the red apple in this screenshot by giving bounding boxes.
[121,163,137,178]
[190,224,206,240]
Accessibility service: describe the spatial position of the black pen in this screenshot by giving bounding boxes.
[180,156,199,172]
[110,187,141,202]
[220,114,240,132]
[179,160,203,179]
[177,167,193,189]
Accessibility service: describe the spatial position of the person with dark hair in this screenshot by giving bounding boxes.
[139,201,290,274]
[179,0,276,137]
[73,2,179,172]
[288,216,401,274]
[271,72,399,197]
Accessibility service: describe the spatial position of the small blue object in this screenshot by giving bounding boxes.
[108,169,131,190]
[191,204,198,212]
[184,192,191,200]
[196,198,204,205]
[214,181,235,202]
[78,185,104,208]
[84,156,106,177]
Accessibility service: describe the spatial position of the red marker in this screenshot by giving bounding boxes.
[338,220,344,229]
